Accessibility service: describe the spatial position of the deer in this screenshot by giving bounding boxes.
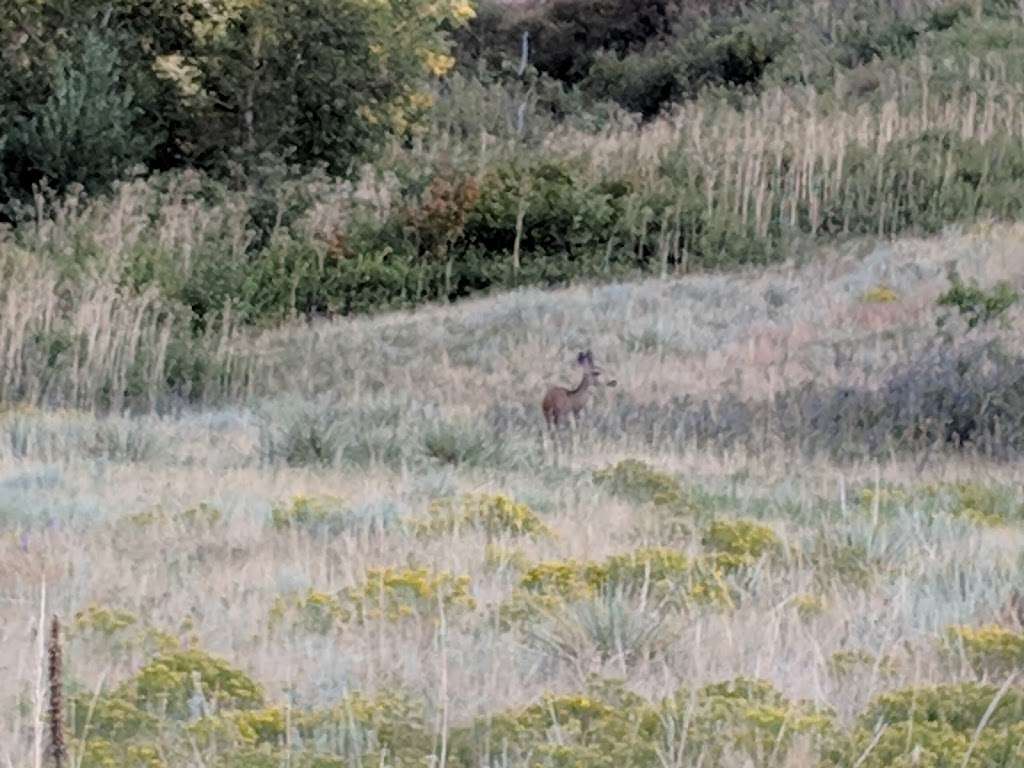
[541,350,617,430]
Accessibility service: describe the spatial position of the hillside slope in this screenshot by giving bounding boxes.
[2,225,1024,766]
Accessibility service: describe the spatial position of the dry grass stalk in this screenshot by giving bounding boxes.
[47,616,65,768]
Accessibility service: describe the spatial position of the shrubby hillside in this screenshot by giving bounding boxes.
[4,0,1024,409]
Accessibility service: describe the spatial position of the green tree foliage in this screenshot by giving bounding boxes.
[0,0,474,203]
[5,30,153,196]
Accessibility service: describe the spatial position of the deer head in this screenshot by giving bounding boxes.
[576,349,617,387]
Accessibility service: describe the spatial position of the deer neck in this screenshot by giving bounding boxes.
[568,373,593,403]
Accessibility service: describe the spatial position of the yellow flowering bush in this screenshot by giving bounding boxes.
[519,559,605,601]
[269,495,349,534]
[73,604,138,637]
[77,739,164,768]
[823,683,1024,767]
[669,677,836,765]
[453,677,834,768]
[114,649,265,719]
[793,593,828,620]
[603,547,691,589]
[859,682,1024,733]
[945,624,1024,675]
[861,284,900,303]
[827,649,898,681]
[187,706,288,754]
[916,481,1022,524]
[343,567,476,623]
[269,570,476,631]
[702,519,782,572]
[457,679,660,768]
[948,482,1022,525]
[70,604,182,664]
[500,546,733,628]
[71,695,159,743]
[415,493,553,540]
[299,690,432,767]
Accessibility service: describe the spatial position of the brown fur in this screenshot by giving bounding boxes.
[541,350,616,428]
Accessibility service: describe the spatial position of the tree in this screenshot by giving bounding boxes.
[158,0,475,174]
[8,30,154,196]
[0,0,477,201]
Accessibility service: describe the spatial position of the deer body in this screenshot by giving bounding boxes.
[541,350,615,429]
[542,372,597,427]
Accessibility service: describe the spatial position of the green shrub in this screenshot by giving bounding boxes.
[945,625,1024,676]
[664,677,835,766]
[269,495,351,535]
[420,420,496,466]
[454,676,833,768]
[827,650,898,681]
[259,401,343,468]
[942,482,1023,526]
[0,0,473,204]
[593,459,695,513]
[463,0,685,84]
[462,159,625,268]
[808,535,878,590]
[677,13,790,96]
[859,683,1024,733]
[72,604,138,638]
[582,48,681,118]
[937,268,1019,331]
[268,590,348,635]
[454,678,661,768]
[301,691,433,767]
[114,649,265,719]
[827,682,1024,768]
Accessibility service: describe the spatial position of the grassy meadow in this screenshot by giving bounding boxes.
[3,222,1024,766]
[6,0,1024,765]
